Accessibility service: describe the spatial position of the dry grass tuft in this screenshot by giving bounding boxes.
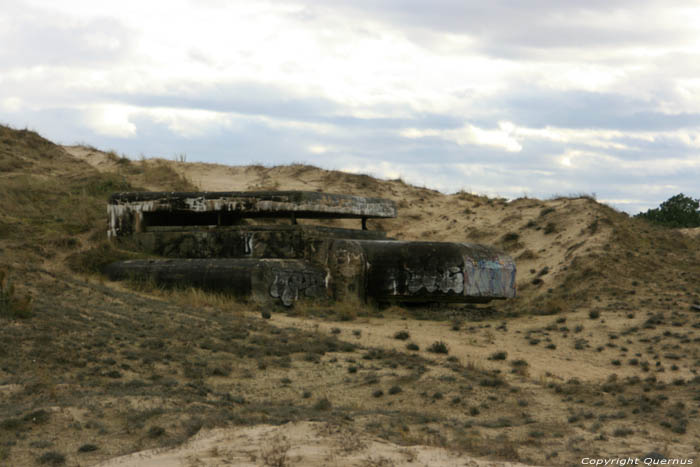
[260,435,291,467]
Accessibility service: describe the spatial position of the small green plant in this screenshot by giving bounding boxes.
[502,232,520,242]
[77,444,98,453]
[540,207,555,217]
[489,351,507,361]
[147,426,165,438]
[612,427,633,437]
[313,397,332,411]
[38,451,65,465]
[427,341,449,354]
[479,376,505,387]
[406,342,419,351]
[0,270,32,319]
[511,359,529,376]
[393,330,410,340]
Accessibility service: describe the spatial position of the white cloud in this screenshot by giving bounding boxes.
[308,144,331,154]
[1,97,22,112]
[84,104,136,138]
[145,108,230,138]
[401,122,522,152]
[341,161,404,181]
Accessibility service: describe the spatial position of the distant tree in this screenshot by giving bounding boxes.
[635,193,700,228]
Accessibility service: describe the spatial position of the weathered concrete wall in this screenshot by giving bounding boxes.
[325,239,516,304]
[108,191,397,238]
[361,241,515,303]
[327,240,367,305]
[103,258,329,306]
[113,225,386,263]
[105,190,516,306]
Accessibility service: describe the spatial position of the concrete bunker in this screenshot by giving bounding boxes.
[105,190,516,306]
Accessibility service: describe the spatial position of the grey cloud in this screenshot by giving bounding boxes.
[316,0,693,58]
[105,82,465,131]
[112,83,338,122]
[2,0,699,215]
[0,2,133,69]
[2,104,698,215]
[488,88,700,132]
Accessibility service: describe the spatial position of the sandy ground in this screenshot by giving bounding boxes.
[20,144,690,466]
[97,421,532,467]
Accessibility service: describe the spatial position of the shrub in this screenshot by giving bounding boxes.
[635,193,700,227]
[0,270,32,319]
[427,341,449,354]
[511,359,529,368]
[393,330,410,340]
[612,427,633,437]
[77,444,98,453]
[489,351,507,361]
[313,397,332,411]
[0,418,21,430]
[38,451,65,465]
[406,342,419,351]
[540,207,555,217]
[147,426,165,438]
[23,410,50,424]
[480,376,505,387]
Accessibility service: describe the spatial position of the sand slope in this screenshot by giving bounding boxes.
[0,137,694,467]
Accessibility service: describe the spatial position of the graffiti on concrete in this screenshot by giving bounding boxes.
[269,270,326,306]
[106,191,516,305]
[406,266,464,294]
[244,233,253,255]
[464,259,516,297]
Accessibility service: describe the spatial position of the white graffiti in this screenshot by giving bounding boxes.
[406,266,464,294]
[269,271,325,306]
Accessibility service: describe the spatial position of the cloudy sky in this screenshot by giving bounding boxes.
[2,0,700,213]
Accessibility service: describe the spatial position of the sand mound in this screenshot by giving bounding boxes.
[97,421,531,467]
[2,132,695,467]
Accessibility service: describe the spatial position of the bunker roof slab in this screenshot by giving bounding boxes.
[109,190,397,219]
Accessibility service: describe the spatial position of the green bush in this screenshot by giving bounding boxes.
[635,193,700,228]
[427,341,449,354]
[0,270,32,319]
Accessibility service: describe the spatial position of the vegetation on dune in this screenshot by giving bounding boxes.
[0,270,32,319]
[635,193,700,228]
[0,124,699,466]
